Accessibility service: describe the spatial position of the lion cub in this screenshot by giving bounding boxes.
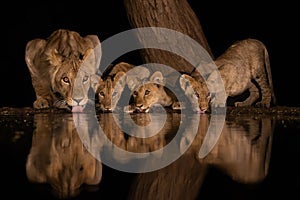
[207,38,276,108]
[179,73,211,113]
[181,39,276,110]
[126,71,179,113]
[97,62,134,112]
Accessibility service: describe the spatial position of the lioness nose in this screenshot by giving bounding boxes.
[73,98,83,104]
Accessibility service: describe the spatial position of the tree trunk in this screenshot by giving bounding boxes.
[124,0,214,76]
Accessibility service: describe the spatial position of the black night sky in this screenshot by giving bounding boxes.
[1,1,299,107]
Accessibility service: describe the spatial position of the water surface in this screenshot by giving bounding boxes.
[0,111,299,199]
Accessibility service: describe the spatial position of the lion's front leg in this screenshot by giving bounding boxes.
[30,76,52,109]
[33,96,51,109]
[234,83,259,107]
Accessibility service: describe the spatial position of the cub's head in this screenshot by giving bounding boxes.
[179,74,211,113]
[48,48,100,112]
[97,71,126,112]
[127,71,168,113]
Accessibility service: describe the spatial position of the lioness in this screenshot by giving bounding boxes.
[97,62,134,112]
[25,29,101,112]
[127,71,179,113]
[181,39,276,109]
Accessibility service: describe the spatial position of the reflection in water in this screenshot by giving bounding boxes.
[128,115,275,200]
[25,114,102,199]
[96,112,183,171]
[201,116,274,184]
[25,112,274,199]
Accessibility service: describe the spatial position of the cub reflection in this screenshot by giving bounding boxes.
[128,114,275,199]
[26,114,102,199]
[200,116,274,184]
[98,112,181,162]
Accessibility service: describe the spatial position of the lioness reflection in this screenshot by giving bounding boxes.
[128,115,274,199]
[26,114,102,199]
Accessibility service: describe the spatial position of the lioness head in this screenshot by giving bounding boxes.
[128,71,171,113]
[25,29,101,112]
[48,48,100,112]
[179,74,211,113]
[97,71,126,112]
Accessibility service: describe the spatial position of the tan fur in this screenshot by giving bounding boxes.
[25,29,101,112]
[183,39,276,110]
[128,71,178,113]
[207,38,276,108]
[97,62,134,112]
[179,74,211,113]
[26,114,102,199]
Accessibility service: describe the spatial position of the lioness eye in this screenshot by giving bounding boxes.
[62,77,70,83]
[99,91,105,97]
[145,90,150,95]
[206,92,211,98]
[133,91,138,96]
[83,75,89,83]
[195,92,200,98]
[112,92,118,98]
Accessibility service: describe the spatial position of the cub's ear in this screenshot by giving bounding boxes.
[125,65,151,91]
[114,71,126,87]
[150,71,165,85]
[126,75,141,91]
[179,74,195,91]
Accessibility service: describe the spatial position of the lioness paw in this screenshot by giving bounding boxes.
[33,98,50,109]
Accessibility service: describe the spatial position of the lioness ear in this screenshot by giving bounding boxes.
[84,35,101,69]
[179,74,195,91]
[81,48,99,74]
[150,71,165,85]
[114,71,126,87]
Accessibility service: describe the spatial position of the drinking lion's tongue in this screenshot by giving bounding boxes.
[72,106,83,112]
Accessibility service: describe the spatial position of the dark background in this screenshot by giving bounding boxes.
[1,1,298,107]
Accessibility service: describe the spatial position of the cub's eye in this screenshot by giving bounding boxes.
[62,77,70,83]
[83,75,89,83]
[195,92,200,98]
[145,90,150,95]
[206,92,211,98]
[133,91,138,96]
[99,91,105,97]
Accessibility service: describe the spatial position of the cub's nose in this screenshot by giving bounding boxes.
[104,107,112,112]
[135,103,143,108]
